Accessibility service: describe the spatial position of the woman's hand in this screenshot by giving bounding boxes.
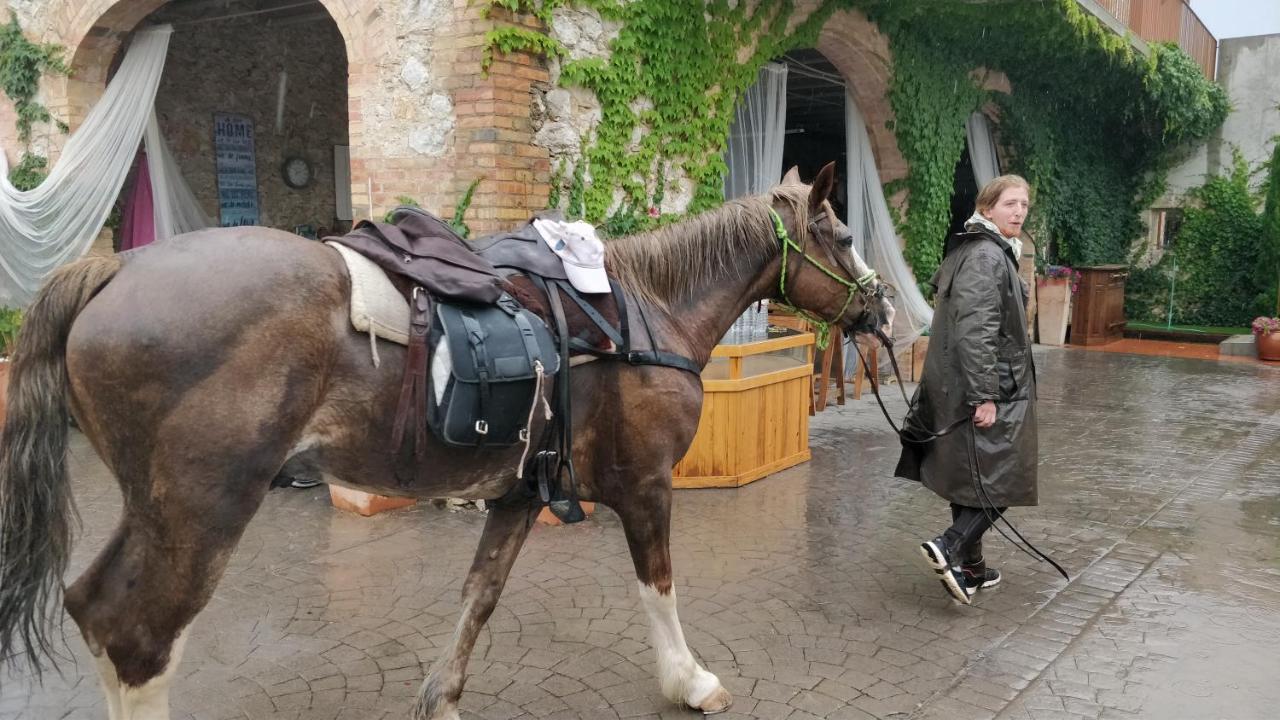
[973,401,996,428]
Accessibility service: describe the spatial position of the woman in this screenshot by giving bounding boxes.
[895,175,1038,605]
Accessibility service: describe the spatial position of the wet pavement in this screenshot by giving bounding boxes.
[3,346,1279,720]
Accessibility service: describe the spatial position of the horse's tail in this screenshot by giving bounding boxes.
[0,255,122,674]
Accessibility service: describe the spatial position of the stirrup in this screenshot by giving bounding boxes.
[547,498,586,524]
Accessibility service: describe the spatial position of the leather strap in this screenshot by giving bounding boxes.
[392,288,433,470]
[461,311,491,446]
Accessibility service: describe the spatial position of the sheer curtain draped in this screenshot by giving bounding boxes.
[722,63,787,342]
[724,63,788,201]
[844,91,932,370]
[966,112,1000,188]
[0,25,209,306]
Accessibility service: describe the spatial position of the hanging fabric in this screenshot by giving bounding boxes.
[844,91,933,372]
[0,25,208,306]
[724,63,788,200]
[722,62,788,342]
[146,111,212,240]
[118,150,156,251]
[966,112,1001,188]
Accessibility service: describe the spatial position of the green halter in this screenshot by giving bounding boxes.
[769,208,878,350]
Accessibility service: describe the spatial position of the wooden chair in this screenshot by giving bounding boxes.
[851,336,880,400]
[813,337,846,412]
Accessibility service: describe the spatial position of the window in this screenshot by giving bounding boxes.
[1151,208,1184,251]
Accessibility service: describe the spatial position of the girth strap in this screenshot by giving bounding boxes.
[391,288,433,473]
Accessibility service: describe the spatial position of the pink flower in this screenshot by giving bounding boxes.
[647,206,660,218]
[1252,316,1280,335]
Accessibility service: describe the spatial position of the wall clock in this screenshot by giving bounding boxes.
[282,156,313,189]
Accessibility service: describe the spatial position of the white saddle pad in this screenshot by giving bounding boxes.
[327,241,411,356]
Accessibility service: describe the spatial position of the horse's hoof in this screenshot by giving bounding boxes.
[694,685,733,715]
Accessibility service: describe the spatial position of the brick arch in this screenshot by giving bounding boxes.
[46,0,370,136]
[814,8,908,185]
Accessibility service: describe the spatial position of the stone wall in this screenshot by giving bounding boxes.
[151,15,348,230]
[0,0,912,242]
[528,2,908,220]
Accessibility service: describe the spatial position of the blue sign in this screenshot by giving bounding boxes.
[214,113,259,227]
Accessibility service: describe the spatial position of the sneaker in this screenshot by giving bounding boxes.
[962,564,1001,590]
[919,538,972,605]
[288,477,322,489]
[919,537,951,571]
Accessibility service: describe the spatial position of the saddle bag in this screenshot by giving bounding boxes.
[428,294,559,447]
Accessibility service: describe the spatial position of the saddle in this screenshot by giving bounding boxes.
[328,207,699,523]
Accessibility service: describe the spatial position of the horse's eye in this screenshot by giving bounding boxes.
[838,235,853,249]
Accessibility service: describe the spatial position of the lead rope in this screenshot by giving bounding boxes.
[854,333,1069,582]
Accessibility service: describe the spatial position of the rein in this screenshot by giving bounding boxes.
[768,209,877,350]
[854,327,1070,583]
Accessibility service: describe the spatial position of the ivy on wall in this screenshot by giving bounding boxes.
[1262,140,1280,316]
[483,0,1226,285]
[1125,152,1270,326]
[860,0,1228,282]
[0,14,71,190]
[485,0,841,231]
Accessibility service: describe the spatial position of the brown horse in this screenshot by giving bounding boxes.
[0,163,892,719]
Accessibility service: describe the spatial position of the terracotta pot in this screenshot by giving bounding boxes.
[0,361,9,431]
[1035,277,1071,346]
[1257,331,1280,361]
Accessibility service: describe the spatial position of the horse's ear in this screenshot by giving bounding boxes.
[809,161,836,211]
[781,166,803,186]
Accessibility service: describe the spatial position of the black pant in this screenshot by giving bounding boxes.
[942,503,1005,566]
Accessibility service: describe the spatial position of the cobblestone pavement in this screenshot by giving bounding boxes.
[3,346,1279,719]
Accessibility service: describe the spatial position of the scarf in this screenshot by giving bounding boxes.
[965,212,1023,260]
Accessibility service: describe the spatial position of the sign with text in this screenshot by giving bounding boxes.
[213,113,259,227]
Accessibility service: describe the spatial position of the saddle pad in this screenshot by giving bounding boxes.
[327,241,410,346]
[327,241,607,366]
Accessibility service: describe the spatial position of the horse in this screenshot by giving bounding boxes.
[0,162,893,719]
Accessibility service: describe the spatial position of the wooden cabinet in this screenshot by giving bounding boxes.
[1069,264,1128,346]
[672,330,814,488]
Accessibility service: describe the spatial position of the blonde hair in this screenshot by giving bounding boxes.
[975,174,1031,214]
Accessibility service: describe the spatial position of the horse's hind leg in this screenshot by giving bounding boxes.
[612,478,732,714]
[63,469,271,720]
[414,501,541,720]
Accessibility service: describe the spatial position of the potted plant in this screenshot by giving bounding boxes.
[1036,265,1080,346]
[1253,316,1280,361]
[0,306,21,428]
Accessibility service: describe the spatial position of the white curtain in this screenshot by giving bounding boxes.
[844,91,932,371]
[724,63,788,200]
[147,111,212,240]
[0,25,208,306]
[723,63,787,342]
[966,112,1001,189]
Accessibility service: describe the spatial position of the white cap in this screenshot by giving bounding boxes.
[533,218,611,294]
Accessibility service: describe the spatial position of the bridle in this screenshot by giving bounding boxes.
[768,207,883,349]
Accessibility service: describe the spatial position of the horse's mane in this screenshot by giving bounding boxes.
[606,186,810,311]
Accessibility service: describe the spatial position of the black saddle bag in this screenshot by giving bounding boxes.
[428,294,559,448]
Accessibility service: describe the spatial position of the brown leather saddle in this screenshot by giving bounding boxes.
[327,207,698,522]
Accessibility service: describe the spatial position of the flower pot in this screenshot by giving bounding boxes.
[1258,331,1280,361]
[0,361,9,431]
[1036,277,1071,346]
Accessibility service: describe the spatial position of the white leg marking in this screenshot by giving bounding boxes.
[118,627,189,720]
[92,649,124,720]
[637,582,725,709]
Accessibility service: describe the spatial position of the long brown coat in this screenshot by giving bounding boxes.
[894,227,1038,507]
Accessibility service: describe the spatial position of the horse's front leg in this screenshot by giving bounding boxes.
[413,500,541,720]
[613,479,733,714]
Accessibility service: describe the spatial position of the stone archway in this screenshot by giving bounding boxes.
[52,0,363,133]
[814,8,907,185]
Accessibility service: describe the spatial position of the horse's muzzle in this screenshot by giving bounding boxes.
[844,281,895,338]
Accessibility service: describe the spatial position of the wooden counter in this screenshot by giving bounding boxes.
[672,330,815,488]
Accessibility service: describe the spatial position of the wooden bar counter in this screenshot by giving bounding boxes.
[672,329,815,488]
